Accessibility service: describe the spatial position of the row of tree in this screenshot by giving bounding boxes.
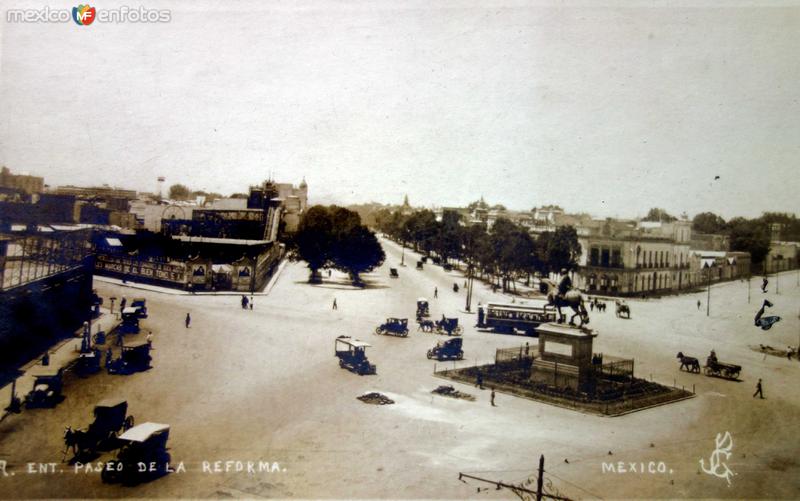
[374,208,581,291]
[290,205,385,285]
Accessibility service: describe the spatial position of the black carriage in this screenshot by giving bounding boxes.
[131,298,148,318]
[25,367,63,408]
[107,342,152,375]
[120,307,141,334]
[416,260,423,270]
[64,399,134,461]
[427,337,464,361]
[389,268,399,278]
[704,357,741,380]
[335,336,377,375]
[101,422,171,485]
[375,318,409,337]
[74,349,101,376]
[416,298,430,318]
[435,317,463,336]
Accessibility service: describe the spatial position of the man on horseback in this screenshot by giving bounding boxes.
[557,269,572,303]
[546,268,589,327]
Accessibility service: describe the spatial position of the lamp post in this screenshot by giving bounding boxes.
[705,264,711,317]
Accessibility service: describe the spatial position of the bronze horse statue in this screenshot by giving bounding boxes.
[540,279,589,327]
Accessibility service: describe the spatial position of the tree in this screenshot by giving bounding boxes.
[331,225,385,285]
[293,205,334,282]
[692,212,726,234]
[643,208,677,222]
[437,210,463,263]
[728,218,770,268]
[168,184,190,200]
[538,226,581,274]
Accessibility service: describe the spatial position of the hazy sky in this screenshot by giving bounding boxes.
[1,0,798,219]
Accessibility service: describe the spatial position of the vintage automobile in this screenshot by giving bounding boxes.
[389,268,399,278]
[335,336,376,375]
[416,298,430,318]
[434,317,463,336]
[131,298,148,318]
[427,337,464,361]
[107,342,152,375]
[375,318,409,337]
[25,367,64,408]
[101,422,171,485]
[63,398,135,461]
[120,307,141,334]
[74,349,101,376]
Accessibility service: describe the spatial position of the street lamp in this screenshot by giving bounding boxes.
[704,262,712,317]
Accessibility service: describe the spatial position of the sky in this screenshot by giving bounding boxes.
[0,0,798,220]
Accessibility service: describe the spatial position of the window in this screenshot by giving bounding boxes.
[590,247,600,266]
[611,248,622,268]
[601,248,610,267]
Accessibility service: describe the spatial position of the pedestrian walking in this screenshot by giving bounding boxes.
[524,342,530,356]
[249,296,254,310]
[434,287,438,298]
[146,331,153,347]
[120,297,127,312]
[332,298,338,310]
[241,295,249,309]
[475,370,484,389]
[328,269,332,278]
[753,378,764,399]
[42,352,50,366]
[185,312,191,328]
[761,276,768,293]
[490,388,496,407]
[590,301,594,312]
[697,300,701,310]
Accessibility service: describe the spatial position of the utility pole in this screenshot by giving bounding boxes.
[747,274,751,304]
[457,455,572,501]
[706,266,711,317]
[400,240,405,267]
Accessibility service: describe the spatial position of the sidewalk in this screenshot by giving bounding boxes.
[93,258,288,296]
[0,308,121,421]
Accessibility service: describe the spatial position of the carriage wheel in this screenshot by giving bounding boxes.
[703,367,712,376]
[339,359,346,368]
[374,327,383,335]
[457,351,464,360]
[427,350,433,360]
[454,326,463,335]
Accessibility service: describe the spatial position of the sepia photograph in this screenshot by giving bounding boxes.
[1,0,799,499]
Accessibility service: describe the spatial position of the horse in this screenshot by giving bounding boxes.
[615,300,630,319]
[540,279,589,327]
[417,319,434,332]
[62,426,92,462]
[676,352,700,373]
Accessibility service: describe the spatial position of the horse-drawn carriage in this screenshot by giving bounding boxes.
[25,367,64,408]
[427,337,463,361]
[416,298,430,318]
[335,336,377,375]
[435,317,463,336]
[63,399,135,461]
[101,422,171,485]
[389,268,399,278]
[107,342,152,375]
[615,300,630,319]
[375,318,409,337]
[704,355,741,380]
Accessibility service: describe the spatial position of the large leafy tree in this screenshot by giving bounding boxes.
[728,217,770,268]
[331,225,385,285]
[437,210,463,263]
[538,225,581,274]
[293,205,334,282]
[168,184,191,200]
[692,212,727,234]
[643,208,677,222]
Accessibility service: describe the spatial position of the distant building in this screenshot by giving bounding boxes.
[0,166,44,195]
[689,232,730,252]
[54,184,137,200]
[765,241,800,273]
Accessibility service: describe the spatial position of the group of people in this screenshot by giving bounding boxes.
[241,295,254,310]
[588,298,607,312]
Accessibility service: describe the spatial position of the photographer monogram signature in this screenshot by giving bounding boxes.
[699,432,736,486]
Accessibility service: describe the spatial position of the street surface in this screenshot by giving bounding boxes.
[1,237,799,499]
